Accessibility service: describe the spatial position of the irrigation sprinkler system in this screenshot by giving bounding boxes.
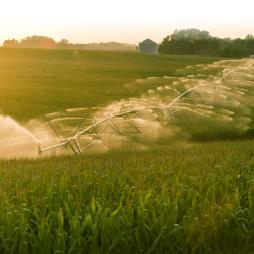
[34,61,253,155]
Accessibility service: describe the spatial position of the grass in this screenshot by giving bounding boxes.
[1,48,253,253]
[0,48,220,121]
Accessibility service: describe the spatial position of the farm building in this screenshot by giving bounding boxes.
[139,39,158,54]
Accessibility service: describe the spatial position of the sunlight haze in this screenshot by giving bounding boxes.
[0,0,253,44]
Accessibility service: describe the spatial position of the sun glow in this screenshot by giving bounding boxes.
[0,0,253,44]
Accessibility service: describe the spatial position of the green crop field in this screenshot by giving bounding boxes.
[0,48,254,254]
[0,48,220,121]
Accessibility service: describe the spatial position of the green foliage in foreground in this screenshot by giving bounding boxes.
[0,48,220,120]
[0,140,254,253]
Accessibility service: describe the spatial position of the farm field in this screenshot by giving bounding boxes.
[1,140,254,253]
[0,48,220,121]
[0,49,254,253]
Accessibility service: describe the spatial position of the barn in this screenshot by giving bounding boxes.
[139,39,158,54]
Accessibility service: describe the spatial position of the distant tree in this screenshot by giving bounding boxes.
[159,29,254,58]
[60,39,69,44]
[159,30,218,55]
[245,38,254,55]
[192,39,221,55]
[19,35,56,49]
[171,28,211,41]
[245,34,254,40]
[57,39,69,48]
[221,46,245,58]
[2,39,19,48]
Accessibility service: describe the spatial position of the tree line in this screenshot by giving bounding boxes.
[2,36,57,49]
[2,36,136,51]
[158,29,254,57]
[3,31,254,57]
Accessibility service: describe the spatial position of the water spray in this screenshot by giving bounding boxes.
[37,60,254,155]
[1,59,253,158]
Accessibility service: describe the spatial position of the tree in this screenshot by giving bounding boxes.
[158,29,254,57]
[57,39,69,48]
[159,29,217,55]
[19,35,57,49]
[2,39,19,48]
[245,34,254,40]
[170,28,211,41]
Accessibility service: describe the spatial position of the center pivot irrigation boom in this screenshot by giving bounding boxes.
[37,63,252,155]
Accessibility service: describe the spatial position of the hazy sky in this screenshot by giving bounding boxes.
[0,0,253,44]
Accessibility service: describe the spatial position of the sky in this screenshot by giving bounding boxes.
[0,0,253,45]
